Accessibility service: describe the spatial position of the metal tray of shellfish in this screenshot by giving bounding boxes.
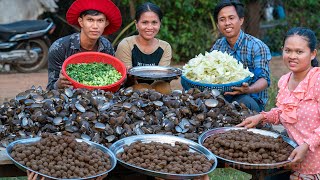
[6,137,117,180]
[109,134,217,179]
[198,127,298,169]
[127,66,182,80]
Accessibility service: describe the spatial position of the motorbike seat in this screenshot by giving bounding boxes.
[0,20,50,41]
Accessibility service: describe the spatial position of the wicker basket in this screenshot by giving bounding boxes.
[181,75,251,93]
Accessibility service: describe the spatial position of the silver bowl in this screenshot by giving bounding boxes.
[109,134,217,179]
[128,66,182,81]
[198,127,298,169]
[6,137,117,180]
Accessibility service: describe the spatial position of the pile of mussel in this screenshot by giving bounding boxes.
[0,86,256,147]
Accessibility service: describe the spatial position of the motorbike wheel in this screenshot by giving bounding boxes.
[13,39,49,73]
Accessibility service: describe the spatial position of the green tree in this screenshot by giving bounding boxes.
[115,0,320,62]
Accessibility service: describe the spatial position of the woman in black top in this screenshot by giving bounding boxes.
[115,2,172,91]
[115,2,172,69]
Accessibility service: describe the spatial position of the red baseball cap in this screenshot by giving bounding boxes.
[66,0,122,35]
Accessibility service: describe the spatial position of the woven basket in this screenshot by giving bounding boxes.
[181,75,251,93]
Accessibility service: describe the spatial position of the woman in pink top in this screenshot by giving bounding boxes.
[237,27,320,179]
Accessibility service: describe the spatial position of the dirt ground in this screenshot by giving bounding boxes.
[0,56,287,104]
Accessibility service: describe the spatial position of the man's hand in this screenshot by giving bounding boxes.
[56,70,72,89]
[288,143,309,163]
[27,170,45,180]
[224,82,250,96]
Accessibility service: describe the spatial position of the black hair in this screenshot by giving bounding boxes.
[283,27,319,67]
[80,10,103,18]
[213,0,244,23]
[135,2,163,22]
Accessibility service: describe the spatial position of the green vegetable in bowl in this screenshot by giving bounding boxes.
[66,62,122,86]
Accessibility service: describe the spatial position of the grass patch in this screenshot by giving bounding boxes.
[208,168,252,180]
[0,177,26,180]
[265,75,279,111]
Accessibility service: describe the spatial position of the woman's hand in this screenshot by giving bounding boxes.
[288,143,309,163]
[27,170,45,180]
[236,114,264,128]
[56,70,72,89]
[224,82,250,96]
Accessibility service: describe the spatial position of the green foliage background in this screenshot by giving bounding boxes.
[116,0,320,62]
[53,0,320,62]
[261,0,320,53]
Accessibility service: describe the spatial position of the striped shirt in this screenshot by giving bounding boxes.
[210,30,271,108]
[47,33,114,90]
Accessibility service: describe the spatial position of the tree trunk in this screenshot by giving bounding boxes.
[244,0,261,38]
[129,0,136,19]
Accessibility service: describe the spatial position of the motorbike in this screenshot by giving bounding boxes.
[0,18,55,72]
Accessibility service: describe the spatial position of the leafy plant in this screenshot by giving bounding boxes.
[115,0,320,63]
[265,75,279,111]
[262,25,287,54]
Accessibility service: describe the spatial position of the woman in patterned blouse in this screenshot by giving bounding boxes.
[237,27,320,179]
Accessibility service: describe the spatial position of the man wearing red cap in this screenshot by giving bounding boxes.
[46,0,122,90]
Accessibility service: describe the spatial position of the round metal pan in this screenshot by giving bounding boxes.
[109,134,217,179]
[6,137,117,180]
[127,66,182,81]
[198,127,298,169]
